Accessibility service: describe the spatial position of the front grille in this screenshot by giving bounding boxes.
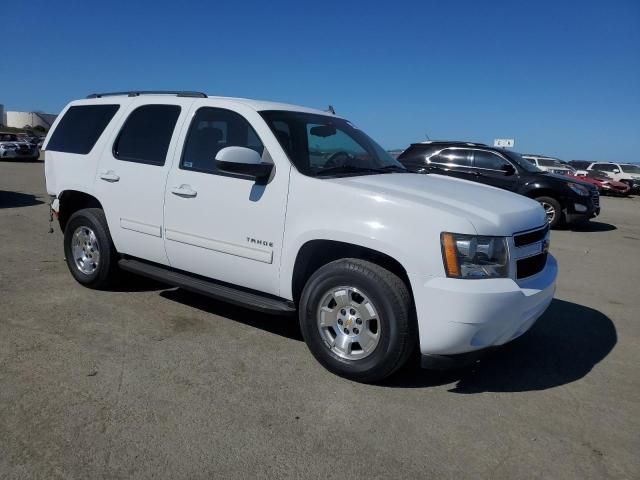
[517,253,547,279]
[514,225,549,247]
[514,224,548,279]
[592,190,600,207]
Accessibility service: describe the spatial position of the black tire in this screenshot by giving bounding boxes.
[63,208,118,289]
[535,196,563,229]
[299,258,416,383]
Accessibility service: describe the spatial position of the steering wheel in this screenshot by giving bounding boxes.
[324,151,355,168]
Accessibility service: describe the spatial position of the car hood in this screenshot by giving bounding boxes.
[331,173,546,236]
[542,172,598,191]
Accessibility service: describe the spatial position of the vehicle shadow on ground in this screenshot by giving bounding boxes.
[0,190,44,209]
[160,289,303,341]
[567,221,617,232]
[102,272,170,292]
[384,299,617,392]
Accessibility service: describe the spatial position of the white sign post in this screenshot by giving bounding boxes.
[494,138,515,148]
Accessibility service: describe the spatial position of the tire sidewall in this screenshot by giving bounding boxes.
[299,263,408,379]
[536,196,563,228]
[63,209,114,287]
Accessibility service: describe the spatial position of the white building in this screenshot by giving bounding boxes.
[0,105,57,130]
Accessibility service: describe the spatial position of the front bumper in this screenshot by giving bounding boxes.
[410,254,557,360]
[565,192,600,223]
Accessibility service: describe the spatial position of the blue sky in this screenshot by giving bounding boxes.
[1,0,639,162]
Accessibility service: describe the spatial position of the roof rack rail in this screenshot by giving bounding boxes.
[86,90,207,99]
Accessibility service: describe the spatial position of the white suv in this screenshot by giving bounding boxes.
[43,91,557,382]
[522,155,575,175]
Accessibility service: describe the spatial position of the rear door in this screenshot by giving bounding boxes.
[426,147,477,182]
[470,149,519,191]
[95,97,193,264]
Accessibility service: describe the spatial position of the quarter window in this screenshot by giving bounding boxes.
[47,105,120,154]
[473,150,510,170]
[430,149,471,167]
[181,108,264,174]
[113,105,181,165]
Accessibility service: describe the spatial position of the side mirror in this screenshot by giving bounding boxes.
[612,168,620,174]
[502,164,516,175]
[215,146,273,182]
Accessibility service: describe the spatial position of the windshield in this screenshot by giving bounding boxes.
[538,158,565,167]
[259,111,405,177]
[503,150,542,173]
[622,164,640,174]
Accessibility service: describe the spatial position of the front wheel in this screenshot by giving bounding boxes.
[299,259,416,383]
[63,208,118,289]
[535,196,563,229]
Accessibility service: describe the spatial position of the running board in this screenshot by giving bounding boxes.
[118,258,296,314]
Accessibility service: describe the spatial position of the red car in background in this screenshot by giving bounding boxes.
[567,171,631,196]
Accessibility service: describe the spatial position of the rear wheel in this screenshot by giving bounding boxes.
[535,196,563,229]
[299,258,415,383]
[63,208,118,289]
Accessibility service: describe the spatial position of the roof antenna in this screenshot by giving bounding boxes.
[327,105,336,115]
[425,132,431,141]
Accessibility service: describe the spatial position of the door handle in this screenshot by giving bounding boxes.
[170,185,197,198]
[99,171,120,182]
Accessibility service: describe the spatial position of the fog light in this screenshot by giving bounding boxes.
[574,203,587,213]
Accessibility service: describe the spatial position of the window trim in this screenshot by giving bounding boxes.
[178,106,268,179]
[112,104,182,166]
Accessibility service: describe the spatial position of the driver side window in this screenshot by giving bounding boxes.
[473,150,509,170]
[307,124,368,169]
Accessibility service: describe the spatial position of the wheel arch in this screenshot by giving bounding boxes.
[289,239,413,306]
[57,189,104,232]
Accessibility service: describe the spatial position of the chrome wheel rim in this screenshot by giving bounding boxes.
[71,226,100,275]
[316,286,380,360]
[541,202,556,224]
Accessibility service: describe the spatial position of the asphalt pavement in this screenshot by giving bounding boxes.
[1,159,638,479]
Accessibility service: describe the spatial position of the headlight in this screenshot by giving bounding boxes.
[567,182,590,196]
[441,233,509,279]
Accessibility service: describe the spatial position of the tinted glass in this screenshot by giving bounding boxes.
[592,163,616,172]
[114,105,181,165]
[0,134,20,142]
[621,164,640,173]
[473,150,509,170]
[430,149,471,167]
[260,110,404,177]
[181,108,264,174]
[47,105,119,154]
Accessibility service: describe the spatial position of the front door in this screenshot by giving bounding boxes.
[163,104,290,296]
[94,98,193,264]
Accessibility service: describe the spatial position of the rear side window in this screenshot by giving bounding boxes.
[430,148,472,167]
[181,107,264,174]
[47,105,120,154]
[114,105,181,166]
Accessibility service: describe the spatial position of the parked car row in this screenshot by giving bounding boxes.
[0,132,41,161]
[569,161,640,193]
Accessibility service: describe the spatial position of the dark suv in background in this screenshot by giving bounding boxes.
[398,142,600,228]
